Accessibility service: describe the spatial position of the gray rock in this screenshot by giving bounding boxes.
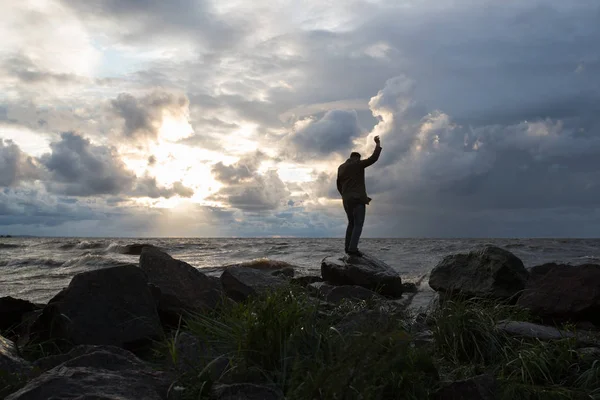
[432,374,496,400]
[270,267,294,278]
[321,253,403,298]
[120,243,159,255]
[31,264,163,350]
[412,330,434,347]
[429,246,528,300]
[33,345,139,372]
[140,247,224,315]
[496,320,575,341]
[6,346,171,400]
[0,297,40,335]
[577,347,600,365]
[308,282,383,304]
[1,335,31,376]
[517,263,600,326]
[290,275,323,287]
[210,383,284,400]
[220,267,288,302]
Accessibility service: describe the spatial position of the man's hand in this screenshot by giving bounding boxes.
[374,135,381,145]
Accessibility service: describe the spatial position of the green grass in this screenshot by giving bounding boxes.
[156,288,600,399]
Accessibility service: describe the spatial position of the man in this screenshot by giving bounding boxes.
[337,135,382,257]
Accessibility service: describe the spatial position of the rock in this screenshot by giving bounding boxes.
[429,246,528,300]
[517,263,600,326]
[226,259,297,273]
[120,243,159,255]
[496,320,575,341]
[31,264,163,350]
[321,253,403,298]
[33,345,138,372]
[333,309,395,335]
[412,330,434,347]
[270,267,294,278]
[308,282,383,304]
[140,247,224,320]
[0,297,40,338]
[290,275,323,287]
[220,267,288,302]
[577,347,600,365]
[210,383,284,400]
[432,374,496,400]
[173,332,229,381]
[401,282,419,293]
[1,335,31,376]
[5,346,171,400]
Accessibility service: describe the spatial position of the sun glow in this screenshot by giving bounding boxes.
[121,114,234,209]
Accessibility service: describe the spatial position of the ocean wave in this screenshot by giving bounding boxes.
[0,243,23,249]
[75,240,108,250]
[4,257,64,268]
[60,254,129,268]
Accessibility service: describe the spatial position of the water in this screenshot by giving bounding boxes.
[1,237,599,303]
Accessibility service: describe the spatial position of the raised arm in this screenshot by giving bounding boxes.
[359,136,382,168]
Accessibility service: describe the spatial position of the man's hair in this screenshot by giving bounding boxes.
[350,152,361,159]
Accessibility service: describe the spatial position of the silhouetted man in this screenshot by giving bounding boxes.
[337,135,382,257]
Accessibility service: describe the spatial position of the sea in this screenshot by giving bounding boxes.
[1,237,599,304]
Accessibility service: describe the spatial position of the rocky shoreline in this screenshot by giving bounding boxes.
[1,245,599,399]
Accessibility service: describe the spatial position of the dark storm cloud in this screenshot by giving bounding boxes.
[287,110,363,158]
[39,132,195,198]
[40,132,136,196]
[210,152,290,211]
[110,91,189,140]
[0,139,41,187]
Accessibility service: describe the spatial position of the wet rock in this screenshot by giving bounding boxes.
[308,282,383,304]
[1,335,31,376]
[210,383,284,400]
[517,263,600,326]
[577,347,600,365]
[140,248,224,323]
[321,253,403,298]
[31,265,163,350]
[496,320,575,341]
[5,346,171,400]
[429,246,528,301]
[270,267,294,278]
[291,275,323,287]
[432,374,496,400]
[220,267,288,302]
[0,297,40,335]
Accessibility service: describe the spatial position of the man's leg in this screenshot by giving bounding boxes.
[348,203,366,252]
[343,200,354,252]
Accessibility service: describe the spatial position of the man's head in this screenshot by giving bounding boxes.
[350,152,361,160]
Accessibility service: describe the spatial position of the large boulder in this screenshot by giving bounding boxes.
[31,264,163,350]
[0,297,40,336]
[119,243,159,255]
[429,246,528,300]
[220,267,288,302]
[517,263,600,326]
[321,253,403,298]
[5,346,171,400]
[140,247,224,319]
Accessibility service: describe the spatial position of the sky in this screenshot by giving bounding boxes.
[0,0,599,238]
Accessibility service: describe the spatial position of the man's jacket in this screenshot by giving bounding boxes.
[337,145,382,205]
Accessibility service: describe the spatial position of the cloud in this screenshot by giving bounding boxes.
[286,109,363,158]
[0,139,41,187]
[38,132,195,198]
[210,152,290,211]
[110,91,190,141]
